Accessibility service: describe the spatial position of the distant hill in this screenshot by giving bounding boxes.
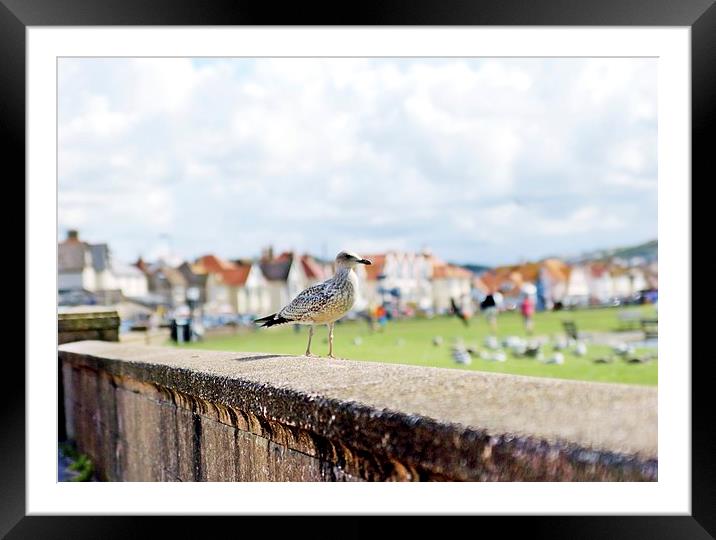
[570,239,657,264]
[452,263,492,275]
[454,239,657,272]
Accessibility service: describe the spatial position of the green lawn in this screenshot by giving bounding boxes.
[180,305,658,386]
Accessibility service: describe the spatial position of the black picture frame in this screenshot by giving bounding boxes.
[5,0,711,537]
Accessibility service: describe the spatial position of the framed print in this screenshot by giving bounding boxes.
[6,0,712,537]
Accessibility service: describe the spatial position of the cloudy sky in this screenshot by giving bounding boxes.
[58,57,656,265]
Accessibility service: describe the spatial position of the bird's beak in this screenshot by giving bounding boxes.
[358,258,372,265]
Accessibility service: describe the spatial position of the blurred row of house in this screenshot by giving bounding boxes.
[57,230,149,305]
[477,257,658,311]
[58,229,658,320]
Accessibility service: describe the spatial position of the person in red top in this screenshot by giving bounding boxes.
[375,304,388,331]
[520,294,536,336]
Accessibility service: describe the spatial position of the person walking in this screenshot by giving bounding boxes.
[480,291,499,336]
[520,294,536,336]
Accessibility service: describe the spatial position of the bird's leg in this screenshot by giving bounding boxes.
[327,322,335,358]
[305,325,315,357]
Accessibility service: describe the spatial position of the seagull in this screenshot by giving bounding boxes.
[254,251,372,358]
[451,342,472,365]
[450,297,470,326]
[542,352,565,365]
[524,342,541,358]
[613,343,636,357]
[510,342,527,357]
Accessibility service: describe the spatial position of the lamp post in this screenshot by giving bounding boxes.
[186,286,200,341]
[186,286,200,314]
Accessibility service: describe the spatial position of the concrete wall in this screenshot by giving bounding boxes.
[59,338,658,482]
[58,306,120,344]
[58,307,120,443]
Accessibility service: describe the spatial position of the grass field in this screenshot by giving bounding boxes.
[180,305,658,386]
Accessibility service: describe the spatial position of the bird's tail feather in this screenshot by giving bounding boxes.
[254,313,291,327]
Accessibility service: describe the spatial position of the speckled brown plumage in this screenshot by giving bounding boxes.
[255,251,371,357]
[277,269,357,324]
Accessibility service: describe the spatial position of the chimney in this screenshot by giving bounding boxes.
[261,246,274,261]
[135,256,146,272]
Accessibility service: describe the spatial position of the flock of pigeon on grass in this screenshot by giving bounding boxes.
[440,335,657,367]
[348,333,656,367]
[445,335,575,366]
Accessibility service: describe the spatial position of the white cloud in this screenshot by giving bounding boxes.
[62,95,136,139]
[58,57,657,265]
[535,206,625,236]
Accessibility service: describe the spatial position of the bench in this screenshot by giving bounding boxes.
[617,310,642,331]
[641,318,658,340]
[562,320,579,340]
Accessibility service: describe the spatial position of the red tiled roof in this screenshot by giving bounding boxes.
[479,270,516,294]
[542,258,571,281]
[589,262,609,278]
[479,272,498,293]
[487,259,570,287]
[218,264,252,287]
[198,254,237,273]
[301,255,325,280]
[432,264,473,279]
[473,276,490,293]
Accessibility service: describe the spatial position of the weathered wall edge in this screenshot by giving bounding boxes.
[59,347,657,481]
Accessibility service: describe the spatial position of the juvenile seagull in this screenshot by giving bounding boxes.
[254,251,372,358]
